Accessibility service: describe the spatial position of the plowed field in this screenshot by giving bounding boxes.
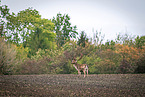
[0,74,145,97]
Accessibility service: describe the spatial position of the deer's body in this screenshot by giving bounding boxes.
[72,54,88,77]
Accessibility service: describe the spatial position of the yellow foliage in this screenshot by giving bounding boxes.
[115,44,140,62]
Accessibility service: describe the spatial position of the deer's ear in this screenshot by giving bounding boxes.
[73,57,76,60]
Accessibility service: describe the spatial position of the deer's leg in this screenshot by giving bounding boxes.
[83,69,86,77]
[87,68,88,75]
[78,70,81,76]
[85,65,88,76]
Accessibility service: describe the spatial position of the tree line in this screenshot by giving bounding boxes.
[0,3,145,75]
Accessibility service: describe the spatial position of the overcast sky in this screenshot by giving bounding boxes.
[1,0,145,41]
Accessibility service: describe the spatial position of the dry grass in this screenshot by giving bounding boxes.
[0,74,145,96]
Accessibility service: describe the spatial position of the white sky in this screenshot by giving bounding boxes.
[1,0,145,41]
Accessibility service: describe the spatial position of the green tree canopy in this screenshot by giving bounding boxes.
[7,8,41,45]
[52,13,78,47]
[27,26,56,57]
[77,31,89,47]
[135,36,145,49]
[0,5,56,57]
[0,3,10,37]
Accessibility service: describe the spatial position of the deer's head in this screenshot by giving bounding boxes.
[71,53,83,64]
[71,57,77,64]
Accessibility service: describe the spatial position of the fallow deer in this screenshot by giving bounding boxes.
[72,53,88,77]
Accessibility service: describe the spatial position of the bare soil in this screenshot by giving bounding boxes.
[0,74,145,97]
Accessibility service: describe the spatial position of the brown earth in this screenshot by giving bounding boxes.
[0,74,145,97]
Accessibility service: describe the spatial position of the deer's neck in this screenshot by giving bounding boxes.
[73,63,79,67]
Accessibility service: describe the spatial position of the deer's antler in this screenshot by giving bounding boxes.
[78,53,83,61]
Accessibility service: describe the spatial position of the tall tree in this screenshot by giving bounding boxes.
[135,36,145,49]
[1,5,56,57]
[24,17,56,57]
[52,13,78,47]
[1,7,41,45]
[0,3,10,37]
[28,25,56,56]
[77,31,88,47]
